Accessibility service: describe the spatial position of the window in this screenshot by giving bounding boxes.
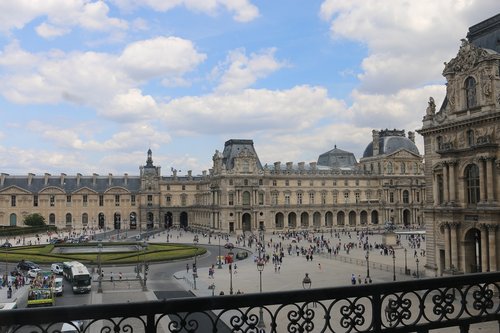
[297,193,303,205]
[467,129,475,146]
[182,185,186,191]
[366,191,371,200]
[259,179,263,185]
[465,76,477,108]
[333,180,337,186]
[181,195,187,206]
[321,192,326,204]
[333,192,338,203]
[131,194,136,206]
[343,191,349,203]
[285,180,289,186]
[166,195,171,205]
[355,192,360,203]
[229,179,234,186]
[355,179,359,186]
[33,195,38,207]
[50,195,55,207]
[321,180,325,186]
[244,179,249,186]
[82,213,88,226]
[272,180,277,186]
[401,163,406,174]
[403,190,409,203]
[387,162,393,174]
[11,195,16,207]
[344,179,348,186]
[242,160,250,173]
[166,185,170,190]
[437,174,444,204]
[242,191,250,205]
[49,213,55,225]
[66,195,71,204]
[414,162,418,174]
[309,192,315,204]
[147,195,153,206]
[389,192,394,203]
[83,194,88,207]
[228,193,234,206]
[297,180,301,187]
[258,192,264,205]
[309,180,313,186]
[66,213,72,227]
[465,164,480,204]
[284,193,290,205]
[271,192,278,205]
[99,195,104,207]
[115,195,120,206]
[416,191,420,203]
[437,136,443,150]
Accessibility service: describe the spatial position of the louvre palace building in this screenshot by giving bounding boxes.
[0,129,426,235]
[418,13,500,276]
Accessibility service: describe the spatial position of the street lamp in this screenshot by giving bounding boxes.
[416,258,420,279]
[302,273,312,310]
[229,263,234,295]
[257,260,265,328]
[142,241,148,291]
[97,241,103,293]
[404,248,408,275]
[392,251,396,281]
[193,240,198,290]
[218,234,222,269]
[365,251,370,280]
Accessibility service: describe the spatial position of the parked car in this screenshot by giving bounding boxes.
[0,242,12,248]
[49,238,64,244]
[51,263,63,275]
[17,260,39,271]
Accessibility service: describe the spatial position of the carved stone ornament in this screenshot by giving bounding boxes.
[443,39,489,74]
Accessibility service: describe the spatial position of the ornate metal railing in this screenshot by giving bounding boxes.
[1,272,500,332]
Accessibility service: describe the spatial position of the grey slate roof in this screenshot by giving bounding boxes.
[222,139,263,170]
[363,136,420,158]
[317,146,357,169]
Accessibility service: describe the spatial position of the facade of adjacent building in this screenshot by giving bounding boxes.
[0,131,425,234]
[418,14,500,276]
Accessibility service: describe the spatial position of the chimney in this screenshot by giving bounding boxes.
[28,173,34,186]
[0,173,8,186]
[76,173,82,187]
[286,162,293,170]
[274,162,281,171]
[408,131,415,143]
[124,173,128,185]
[188,170,192,180]
[108,173,113,186]
[372,130,380,156]
[309,162,317,170]
[298,162,305,170]
[44,173,51,186]
[202,170,207,177]
[93,173,98,186]
[60,173,66,186]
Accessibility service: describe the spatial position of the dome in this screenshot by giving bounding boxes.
[318,146,357,169]
[363,135,419,158]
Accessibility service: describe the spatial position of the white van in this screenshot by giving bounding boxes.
[51,263,63,275]
[53,277,64,296]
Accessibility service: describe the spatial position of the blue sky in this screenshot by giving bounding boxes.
[0,0,497,176]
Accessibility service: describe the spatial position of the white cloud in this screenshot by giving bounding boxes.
[0,0,128,38]
[103,88,160,121]
[214,48,286,93]
[119,36,206,81]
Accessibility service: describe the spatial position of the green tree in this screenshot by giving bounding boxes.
[24,213,46,227]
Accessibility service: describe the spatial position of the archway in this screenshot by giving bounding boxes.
[337,211,345,226]
[349,211,356,226]
[403,209,411,227]
[129,212,137,229]
[313,212,321,228]
[242,213,251,232]
[114,213,121,230]
[360,211,368,225]
[464,228,482,273]
[275,213,284,229]
[9,213,17,226]
[98,213,105,229]
[325,211,333,227]
[288,212,297,229]
[164,212,173,228]
[300,212,309,229]
[180,212,188,229]
[371,210,379,224]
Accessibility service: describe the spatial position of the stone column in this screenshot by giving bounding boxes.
[433,173,439,205]
[444,223,451,270]
[480,224,489,272]
[486,158,495,202]
[488,224,497,271]
[449,161,456,203]
[450,222,459,270]
[479,157,486,202]
[443,162,449,203]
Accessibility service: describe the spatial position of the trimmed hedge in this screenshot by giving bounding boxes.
[0,225,57,237]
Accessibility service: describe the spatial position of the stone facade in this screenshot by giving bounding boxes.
[0,134,425,234]
[418,14,500,276]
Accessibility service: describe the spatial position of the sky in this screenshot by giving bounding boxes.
[0,1,497,177]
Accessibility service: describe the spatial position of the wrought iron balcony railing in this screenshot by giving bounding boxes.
[1,272,499,332]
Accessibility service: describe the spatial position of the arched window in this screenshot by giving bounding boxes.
[66,213,72,227]
[49,213,56,225]
[242,191,251,205]
[465,164,480,204]
[465,77,477,108]
[82,213,88,226]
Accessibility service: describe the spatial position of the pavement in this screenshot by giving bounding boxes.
[1,228,497,332]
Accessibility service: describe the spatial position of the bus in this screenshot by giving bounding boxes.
[27,288,55,307]
[62,261,91,294]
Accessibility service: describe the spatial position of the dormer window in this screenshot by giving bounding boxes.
[465,76,477,108]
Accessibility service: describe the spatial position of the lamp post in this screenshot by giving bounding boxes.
[229,263,233,295]
[142,241,148,291]
[97,241,103,293]
[218,234,222,269]
[302,273,312,310]
[404,248,408,275]
[392,251,396,281]
[416,258,420,279]
[365,251,370,280]
[257,260,265,328]
[193,239,198,290]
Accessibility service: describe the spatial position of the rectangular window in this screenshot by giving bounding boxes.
[309,192,315,204]
[355,180,359,186]
[131,194,136,206]
[182,185,186,190]
[284,194,290,205]
[321,180,325,186]
[271,193,278,205]
[272,180,277,186]
[343,191,349,203]
[259,179,263,185]
[355,192,360,203]
[166,185,170,190]
[344,179,348,186]
[99,195,104,207]
[115,194,120,206]
[389,192,394,203]
[147,195,153,206]
[366,192,371,200]
[33,195,38,207]
[66,195,71,205]
[166,195,171,206]
[297,180,301,187]
[181,195,187,206]
[11,195,16,207]
[285,180,289,186]
[333,180,337,186]
[297,193,302,205]
[333,193,338,203]
[83,194,88,207]
[50,195,55,207]
[258,193,264,205]
[416,191,420,203]
[228,193,234,206]
[321,192,326,205]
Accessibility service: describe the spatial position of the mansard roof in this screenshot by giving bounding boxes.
[221,139,263,170]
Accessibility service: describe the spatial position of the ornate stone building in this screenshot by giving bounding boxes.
[418,14,500,276]
[0,132,425,234]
